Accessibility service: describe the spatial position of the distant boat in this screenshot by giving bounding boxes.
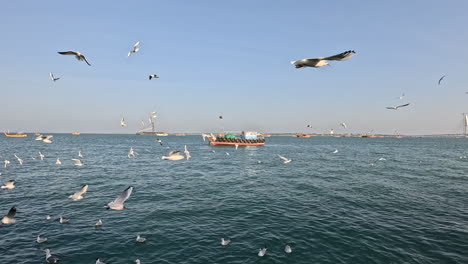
[4,132,27,138]
[296,134,311,138]
[207,131,265,146]
[71,132,81,135]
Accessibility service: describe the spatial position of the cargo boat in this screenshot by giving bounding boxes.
[4,132,28,138]
[206,131,265,146]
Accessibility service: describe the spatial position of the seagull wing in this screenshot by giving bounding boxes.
[112,186,133,205]
[396,103,410,108]
[81,55,91,66]
[169,151,181,156]
[278,155,288,161]
[78,184,88,195]
[386,106,396,109]
[6,207,16,218]
[58,51,78,56]
[71,158,82,165]
[50,72,54,80]
[438,75,446,85]
[291,58,321,65]
[134,41,140,49]
[323,50,356,61]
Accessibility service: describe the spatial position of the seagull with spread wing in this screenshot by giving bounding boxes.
[69,184,88,200]
[386,103,410,110]
[1,207,16,224]
[291,50,355,68]
[58,51,91,66]
[438,75,446,85]
[162,151,184,160]
[128,41,140,57]
[278,154,292,164]
[106,186,133,210]
[149,74,159,80]
[49,72,60,82]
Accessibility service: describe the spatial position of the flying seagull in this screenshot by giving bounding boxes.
[340,122,347,129]
[106,186,133,210]
[306,124,312,128]
[278,154,292,164]
[4,160,10,168]
[71,159,84,166]
[438,75,446,85]
[291,50,356,68]
[128,41,140,57]
[58,51,91,66]
[14,154,23,165]
[96,258,106,264]
[219,115,223,119]
[120,117,126,127]
[1,207,16,224]
[69,184,88,200]
[184,145,191,160]
[78,151,83,158]
[37,235,48,243]
[36,135,53,143]
[39,152,45,160]
[1,180,16,189]
[128,147,136,158]
[221,238,231,246]
[386,103,410,110]
[136,234,146,243]
[149,74,159,80]
[44,249,60,264]
[49,72,60,82]
[162,151,184,161]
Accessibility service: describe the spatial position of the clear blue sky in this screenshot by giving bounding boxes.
[1,0,468,134]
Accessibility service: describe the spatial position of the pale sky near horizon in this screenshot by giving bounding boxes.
[1,0,468,135]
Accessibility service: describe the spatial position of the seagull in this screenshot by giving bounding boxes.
[58,51,91,66]
[44,249,60,263]
[37,235,48,243]
[221,238,231,246]
[39,152,45,160]
[306,124,312,128]
[14,154,23,165]
[219,115,223,119]
[49,72,60,82]
[258,247,267,257]
[128,147,136,158]
[278,154,292,164]
[340,122,347,129]
[135,260,141,264]
[378,157,386,161]
[162,151,184,161]
[149,74,159,80]
[68,184,88,200]
[78,151,83,158]
[156,139,163,146]
[128,41,140,57]
[1,207,16,224]
[136,234,146,243]
[184,145,191,160]
[438,75,446,85]
[285,245,292,254]
[95,219,103,227]
[59,216,70,224]
[120,117,126,127]
[4,160,10,168]
[226,152,230,156]
[56,158,61,165]
[291,50,355,68]
[42,135,53,143]
[333,149,339,154]
[96,258,106,264]
[386,103,410,110]
[1,180,16,189]
[106,186,133,210]
[46,215,51,220]
[235,144,239,150]
[71,159,84,166]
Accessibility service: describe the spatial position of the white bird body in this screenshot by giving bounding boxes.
[128,147,136,158]
[59,216,69,224]
[4,160,10,168]
[56,158,61,165]
[95,219,103,226]
[149,74,159,80]
[285,245,292,254]
[221,238,231,246]
[49,72,60,82]
[46,215,51,220]
[258,248,267,257]
[136,234,146,242]
[162,151,184,161]
[184,145,191,160]
[78,151,83,158]
[14,154,23,165]
[39,152,45,160]
[71,159,84,166]
[44,249,60,263]
[69,184,88,200]
[1,180,15,189]
[291,50,355,68]
[1,207,16,224]
[96,258,106,264]
[42,135,53,143]
[58,51,91,66]
[106,186,133,210]
[120,118,126,127]
[235,144,239,150]
[278,155,292,164]
[37,235,48,243]
[135,259,141,264]
[333,149,339,154]
[128,41,140,56]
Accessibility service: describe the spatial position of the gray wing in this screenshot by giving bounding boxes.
[113,186,133,204]
[292,58,321,65]
[323,50,355,61]
[6,207,16,218]
[81,55,91,66]
[169,151,181,156]
[386,107,395,109]
[58,51,78,56]
[397,103,410,108]
[438,75,446,85]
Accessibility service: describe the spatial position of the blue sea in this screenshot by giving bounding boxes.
[0,135,467,263]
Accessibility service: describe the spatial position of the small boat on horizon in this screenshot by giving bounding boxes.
[206,131,265,146]
[71,132,81,135]
[4,131,28,138]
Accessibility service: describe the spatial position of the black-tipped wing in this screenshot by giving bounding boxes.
[324,50,355,61]
[58,51,78,56]
[6,207,16,218]
[438,75,446,85]
[81,55,91,66]
[113,186,133,205]
[397,103,410,108]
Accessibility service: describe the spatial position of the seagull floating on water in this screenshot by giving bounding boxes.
[149,74,159,80]
[136,234,146,243]
[278,154,292,164]
[333,149,339,154]
[184,145,191,160]
[162,151,184,161]
[4,160,10,168]
[59,216,70,224]
[106,186,133,210]
[39,152,45,160]
[1,207,16,224]
[95,219,103,227]
[128,41,140,57]
[37,235,48,243]
[69,184,88,200]
[49,72,60,82]
[96,258,106,264]
[44,249,60,263]
[58,51,91,66]
[135,259,141,264]
[291,50,355,68]
[56,158,61,165]
[221,238,231,246]
[78,151,83,158]
[258,247,267,257]
[46,215,51,220]
[71,159,84,166]
[285,245,292,254]
[386,103,410,110]
[1,180,16,189]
